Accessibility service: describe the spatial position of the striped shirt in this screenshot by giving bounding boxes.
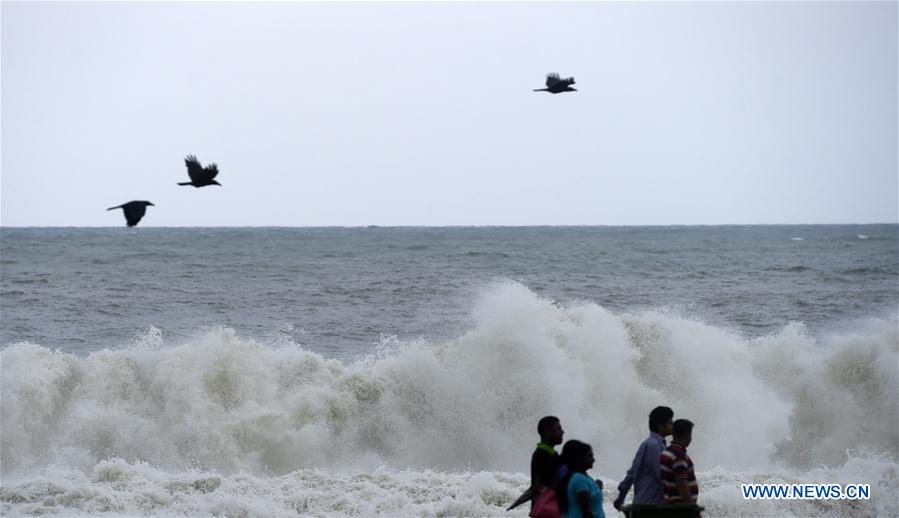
[660,443,698,504]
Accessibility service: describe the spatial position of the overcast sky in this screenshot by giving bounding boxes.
[2,1,896,227]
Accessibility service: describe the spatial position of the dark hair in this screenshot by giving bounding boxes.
[537,416,560,437]
[672,419,694,438]
[556,440,592,513]
[649,406,674,432]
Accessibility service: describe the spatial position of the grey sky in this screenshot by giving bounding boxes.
[2,1,896,226]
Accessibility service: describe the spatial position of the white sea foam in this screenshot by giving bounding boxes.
[1,459,896,517]
[2,282,897,516]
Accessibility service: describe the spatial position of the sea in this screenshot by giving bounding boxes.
[1,225,897,517]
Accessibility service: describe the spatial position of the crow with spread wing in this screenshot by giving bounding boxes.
[533,73,577,94]
[178,155,221,187]
[107,201,154,227]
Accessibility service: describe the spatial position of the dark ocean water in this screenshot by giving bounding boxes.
[1,225,896,356]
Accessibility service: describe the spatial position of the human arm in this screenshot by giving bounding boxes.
[676,479,694,504]
[530,452,543,503]
[614,442,646,509]
[577,490,595,518]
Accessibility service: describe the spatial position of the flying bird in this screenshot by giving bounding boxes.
[107,201,154,227]
[179,155,221,187]
[533,73,577,94]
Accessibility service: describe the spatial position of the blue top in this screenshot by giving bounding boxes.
[615,432,666,504]
[565,472,605,518]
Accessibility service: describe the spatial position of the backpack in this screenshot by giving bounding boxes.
[529,487,561,518]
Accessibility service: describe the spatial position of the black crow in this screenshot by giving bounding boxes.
[534,73,577,94]
[179,155,221,187]
[107,201,154,227]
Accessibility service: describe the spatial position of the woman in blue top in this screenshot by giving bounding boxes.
[557,440,605,518]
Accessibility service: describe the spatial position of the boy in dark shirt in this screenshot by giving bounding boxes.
[508,415,566,511]
[531,415,565,502]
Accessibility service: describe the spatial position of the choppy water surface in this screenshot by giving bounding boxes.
[2,226,896,355]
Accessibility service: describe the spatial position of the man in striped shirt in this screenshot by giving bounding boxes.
[660,419,698,504]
